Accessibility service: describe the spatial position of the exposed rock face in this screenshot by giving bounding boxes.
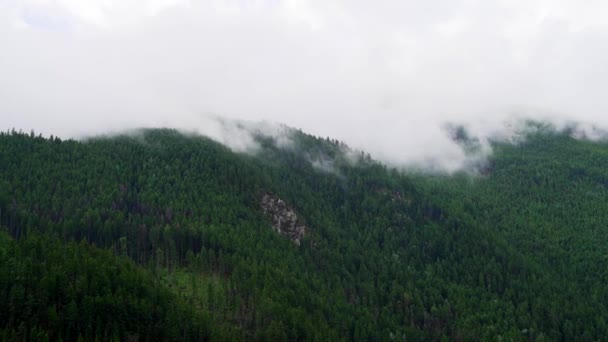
[260,193,307,245]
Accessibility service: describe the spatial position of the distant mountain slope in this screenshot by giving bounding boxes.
[1,125,607,340]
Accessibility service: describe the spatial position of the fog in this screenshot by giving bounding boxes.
[2,0,608,171]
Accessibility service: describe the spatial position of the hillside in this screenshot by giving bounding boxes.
[1,126,607,340]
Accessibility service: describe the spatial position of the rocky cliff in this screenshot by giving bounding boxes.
[260,193,307,245]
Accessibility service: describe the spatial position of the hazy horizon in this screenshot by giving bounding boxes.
[2,0,608,170]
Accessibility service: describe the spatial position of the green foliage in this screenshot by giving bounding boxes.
[1,126,608,340]
[0,231,219,341]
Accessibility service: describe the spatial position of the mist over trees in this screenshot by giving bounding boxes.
[1,126,608,340]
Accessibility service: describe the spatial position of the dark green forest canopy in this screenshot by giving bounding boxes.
[1,125,607,341]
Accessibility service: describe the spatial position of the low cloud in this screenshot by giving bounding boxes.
[2,1,608,171]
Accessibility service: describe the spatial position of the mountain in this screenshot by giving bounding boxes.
[1,125,607,341]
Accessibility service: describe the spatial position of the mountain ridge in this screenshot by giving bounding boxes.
[1,123,607,340]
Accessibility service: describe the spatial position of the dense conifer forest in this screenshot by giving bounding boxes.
[1,124,607,340]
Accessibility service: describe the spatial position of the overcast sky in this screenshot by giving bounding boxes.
[1,0,607,170]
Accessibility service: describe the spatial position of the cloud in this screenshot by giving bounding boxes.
[1,0,608,170]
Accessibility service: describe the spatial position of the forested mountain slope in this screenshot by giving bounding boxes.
[0,126,607,340]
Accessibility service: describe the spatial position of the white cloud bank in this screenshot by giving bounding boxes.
[1,0,608,171]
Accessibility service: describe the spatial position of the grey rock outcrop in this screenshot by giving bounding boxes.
[260,193,307,245]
